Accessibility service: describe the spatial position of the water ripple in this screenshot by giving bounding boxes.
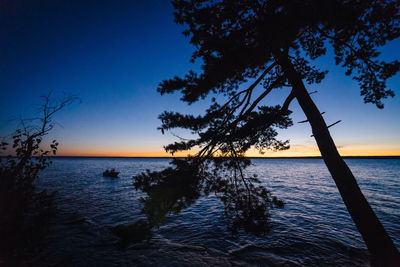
[34,158,400,266]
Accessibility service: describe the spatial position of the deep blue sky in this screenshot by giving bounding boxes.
[1,0,400,156]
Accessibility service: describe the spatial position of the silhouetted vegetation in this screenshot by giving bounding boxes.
[134,0,400,265]
[134,158,284,236]
[0,93,75,264]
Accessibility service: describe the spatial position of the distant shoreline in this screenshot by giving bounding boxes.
[48,156,400,159]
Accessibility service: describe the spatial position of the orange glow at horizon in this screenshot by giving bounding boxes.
[56,144,400,157]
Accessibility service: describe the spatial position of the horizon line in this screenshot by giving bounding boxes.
[49,155,400,159]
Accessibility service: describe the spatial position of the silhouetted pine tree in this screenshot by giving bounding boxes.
[139,1,400,264]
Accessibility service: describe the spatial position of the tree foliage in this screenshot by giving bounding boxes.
[134,0,400,237]
[157,0,400,158]
[162,0,399,106]
[0,93,75,263]
[134,157,284,235]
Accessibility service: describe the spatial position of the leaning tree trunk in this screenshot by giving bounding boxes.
[276,54,400,266]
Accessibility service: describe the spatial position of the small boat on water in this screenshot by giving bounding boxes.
[103,169,119,178]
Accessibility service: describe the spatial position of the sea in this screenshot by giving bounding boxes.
[33,157,400,266]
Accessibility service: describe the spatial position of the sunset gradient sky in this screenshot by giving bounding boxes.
[1,0,400,157]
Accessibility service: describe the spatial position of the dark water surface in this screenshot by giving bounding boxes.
[34,158,400,266]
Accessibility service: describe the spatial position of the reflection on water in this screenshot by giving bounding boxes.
[34,158,400,266]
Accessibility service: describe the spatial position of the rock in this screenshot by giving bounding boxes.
[110,220,152,248]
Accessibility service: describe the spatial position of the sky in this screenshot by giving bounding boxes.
[1,0,400,157]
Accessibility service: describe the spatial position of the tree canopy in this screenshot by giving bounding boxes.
[158,0,399,158]
[134,0,400,264]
